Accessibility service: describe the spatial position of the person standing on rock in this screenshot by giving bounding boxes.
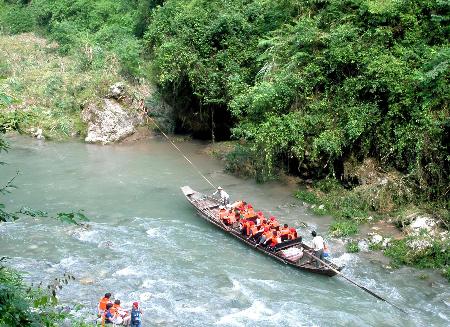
[311,230,325,268]
[213,186,230,206]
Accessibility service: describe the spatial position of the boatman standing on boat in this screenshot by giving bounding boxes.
[213,186,230,206]
[311,230,325,268]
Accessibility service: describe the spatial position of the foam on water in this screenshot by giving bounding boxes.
[113,266,142,277]
[215,300,273,326]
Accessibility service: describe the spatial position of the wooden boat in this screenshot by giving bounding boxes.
[181,186,343,277]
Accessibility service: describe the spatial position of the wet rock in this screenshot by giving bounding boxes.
[358,240,369,252]
[407,216,438,235]
[32,128,45,140]
[369,233,383,245]
[79,277,94,285]
[82,83,150,144]
[109,82,125,99]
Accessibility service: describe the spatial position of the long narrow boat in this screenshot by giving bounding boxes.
[181,186,343,277]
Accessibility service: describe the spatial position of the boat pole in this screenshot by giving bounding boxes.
[305,252,406,313]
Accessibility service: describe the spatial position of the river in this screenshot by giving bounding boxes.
[0,135,448,326]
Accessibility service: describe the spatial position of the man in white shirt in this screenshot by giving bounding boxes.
[213,186,230,206]
[311,230,324,268]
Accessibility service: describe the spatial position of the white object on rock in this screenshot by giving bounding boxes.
[370,233,383,245]
[408,216,437,235]
[34,128,45,140]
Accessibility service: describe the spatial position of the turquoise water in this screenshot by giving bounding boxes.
[0,135,448,326]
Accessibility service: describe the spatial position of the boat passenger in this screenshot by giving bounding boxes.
[243,204,256,219]
[231,200,243,209]
[257,227,272,247]
[218,206,227,220]
[269,230,282,249]
[224,209,237,225]
[288,228,298,240]
[213,186,230,206]
[98,292,112,317]
[247,222,263,241]
[269,216,280,228]
[280,224,290,241]
[101,303,115,326]
[239,219,247,234]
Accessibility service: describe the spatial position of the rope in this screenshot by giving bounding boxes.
[142,104,216,190]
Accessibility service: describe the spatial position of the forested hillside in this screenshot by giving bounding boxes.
[0,0,450,200]
[1,0,449,202]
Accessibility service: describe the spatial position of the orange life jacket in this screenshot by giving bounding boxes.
[281,227,290,236]
[219,209,227,219]
[288,229,298,240]
[249,225,258,236]
[98,297,111,311]
[231,201,243,209]
[270,235,281,247]
[270,220,280,228]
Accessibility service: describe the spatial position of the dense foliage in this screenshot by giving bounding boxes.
[146,0,449,203]
[1,0,448,203]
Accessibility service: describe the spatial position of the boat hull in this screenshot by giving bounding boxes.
[181,186,343,277]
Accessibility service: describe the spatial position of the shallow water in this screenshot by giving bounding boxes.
[0,135,448,326]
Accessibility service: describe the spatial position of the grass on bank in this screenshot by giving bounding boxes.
[0,33,130,140]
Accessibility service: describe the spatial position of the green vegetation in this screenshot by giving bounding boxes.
[384,237,450,280]
[0,0,448,278]
[0,33,135,140]
[346,241,360,253]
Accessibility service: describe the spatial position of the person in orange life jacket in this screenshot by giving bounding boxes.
[239,219,247,234]
[228,210,238,225]
[101,303,115,326]
[112,299,129,325]
[98,292,112,316]
[213,186,230,206]
[130,301,143,327]
[245,221,255,236]
[288,227,298,240]
[218,206,227,220]
[280,224,290,241]
[269,230,282,249]
[256,227,272,247]
[247,222,261,241]
[269,216,280,228]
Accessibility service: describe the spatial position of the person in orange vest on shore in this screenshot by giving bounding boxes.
[98,292,112,317]
[111,299,129,325]
[280,224,290,241]
[101,302,115,326]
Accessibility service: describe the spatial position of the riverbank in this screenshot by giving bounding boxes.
[204,142,449,281]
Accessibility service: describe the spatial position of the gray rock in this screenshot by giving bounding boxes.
[358,240,369,252]
[82,98,144,144]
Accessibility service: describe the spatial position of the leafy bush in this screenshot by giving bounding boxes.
[330,220,359,237]
[385,236,449,280]
[346,241,360,253]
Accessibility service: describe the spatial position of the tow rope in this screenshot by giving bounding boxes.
[141,102,216,190]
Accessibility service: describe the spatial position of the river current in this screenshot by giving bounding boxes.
[0,135,448,326]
